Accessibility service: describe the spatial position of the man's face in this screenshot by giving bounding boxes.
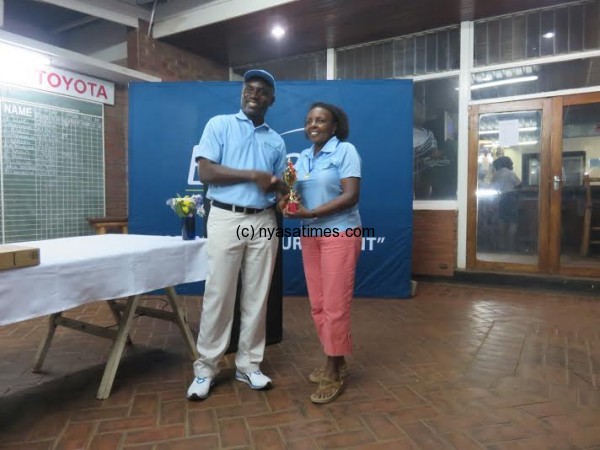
[241,79,275,121]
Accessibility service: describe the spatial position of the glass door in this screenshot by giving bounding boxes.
[468,99,552,272]
[552,92,600,276]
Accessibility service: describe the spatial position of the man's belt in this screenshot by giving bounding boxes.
[211,200,273,215]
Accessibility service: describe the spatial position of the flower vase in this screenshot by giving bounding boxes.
[181,216,196,240]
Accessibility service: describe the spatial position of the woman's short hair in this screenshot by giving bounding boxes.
[493,156,513,171]
[307,102,350,141]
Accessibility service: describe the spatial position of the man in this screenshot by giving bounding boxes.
[187,69,287,401]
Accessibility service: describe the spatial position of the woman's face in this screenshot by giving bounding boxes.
[305,107,336,147]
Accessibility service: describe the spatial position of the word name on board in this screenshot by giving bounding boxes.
[4,103,33,116]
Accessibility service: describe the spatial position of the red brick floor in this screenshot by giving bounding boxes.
[2,281,600,449]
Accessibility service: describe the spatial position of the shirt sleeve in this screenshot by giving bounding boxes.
[274,139,287,177]
[338,143,362,179]
[196,117,223,163]
[511,172,522,187]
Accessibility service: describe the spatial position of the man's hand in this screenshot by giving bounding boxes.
[253,171,278,192]
[277,193,290,213]
[272,178,290,195]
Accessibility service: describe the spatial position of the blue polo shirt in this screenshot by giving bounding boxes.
[294,137,362,230]
[197,111,287,209]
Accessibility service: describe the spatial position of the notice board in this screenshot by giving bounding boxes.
[0,84,105,243]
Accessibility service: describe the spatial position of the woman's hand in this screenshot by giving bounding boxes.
[285,201,312,219]
[279,193,313,219]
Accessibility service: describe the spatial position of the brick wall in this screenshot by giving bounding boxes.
[412,210,457,276]
[103,85,127,216]
[127,22,228,81]
[102,22,229,217]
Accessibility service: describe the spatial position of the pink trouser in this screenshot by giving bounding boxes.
[300,234,362,356]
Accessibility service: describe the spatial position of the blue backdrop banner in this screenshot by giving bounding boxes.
[129,79,413,298]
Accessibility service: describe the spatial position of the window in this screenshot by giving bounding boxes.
[234,51,327,81]
[474,0,600,67]
[471,57,600,101]
[413,77,459,200]
[337,26,460,79]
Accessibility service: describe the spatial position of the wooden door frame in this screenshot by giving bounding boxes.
[467,98,552,273]
[553,91,600,277]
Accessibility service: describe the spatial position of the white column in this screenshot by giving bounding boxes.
[326,48,336,80]
[456,21,473,269]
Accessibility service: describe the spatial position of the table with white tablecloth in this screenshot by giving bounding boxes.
[0,234,207,399]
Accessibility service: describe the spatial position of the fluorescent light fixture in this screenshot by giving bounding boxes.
[471,75,538,90]
[479,126,538,135]
[0,43,50,67]
[480,140,538,147]
[0,43,51,85]
[271,25,285,39]
[476,189,499,197]
[543,31,555,39]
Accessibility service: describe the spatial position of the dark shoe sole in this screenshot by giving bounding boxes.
[235,373,273,390]
[187,393,209,401]
[186,380,215,401]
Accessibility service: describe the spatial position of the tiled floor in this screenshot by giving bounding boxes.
[2,281,600,449]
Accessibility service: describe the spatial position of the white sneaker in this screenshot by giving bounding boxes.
[187,376,214,400]
[235,370,272,390]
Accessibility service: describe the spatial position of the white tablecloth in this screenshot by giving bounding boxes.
[0,234,207,326]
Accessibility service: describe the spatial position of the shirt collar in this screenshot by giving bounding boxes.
[307,136,339,158]
[235,110,270,130]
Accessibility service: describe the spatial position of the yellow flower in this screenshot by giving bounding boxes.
[166,193,205,218]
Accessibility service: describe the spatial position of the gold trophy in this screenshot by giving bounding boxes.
[283,157,299,213]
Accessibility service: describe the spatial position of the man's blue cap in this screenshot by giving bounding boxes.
[243,69,276,91]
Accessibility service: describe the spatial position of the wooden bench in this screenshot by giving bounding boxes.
[87,217,128,235]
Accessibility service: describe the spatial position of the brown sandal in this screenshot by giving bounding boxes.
[310,378,344,404]
[309,362,349,383]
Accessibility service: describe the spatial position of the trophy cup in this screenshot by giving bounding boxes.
[283,157,299,213]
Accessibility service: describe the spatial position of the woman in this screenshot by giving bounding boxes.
[280,102,362,404]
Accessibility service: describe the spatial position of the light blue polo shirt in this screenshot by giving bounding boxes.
[197,111,287,209]
[294,136,361,230]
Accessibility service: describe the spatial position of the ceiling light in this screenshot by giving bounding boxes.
[479,126,538,135]
[471,75,538,90]
[543,32,555,39]
[271,25,285,39]
[481,140,539,147]
[0,43,50,84]
[0,43,50,68]
[476,189,499,197]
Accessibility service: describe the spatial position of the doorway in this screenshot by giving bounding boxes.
[467,92,600,277]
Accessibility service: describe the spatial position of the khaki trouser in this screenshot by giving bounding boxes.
[193,206,278,378]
